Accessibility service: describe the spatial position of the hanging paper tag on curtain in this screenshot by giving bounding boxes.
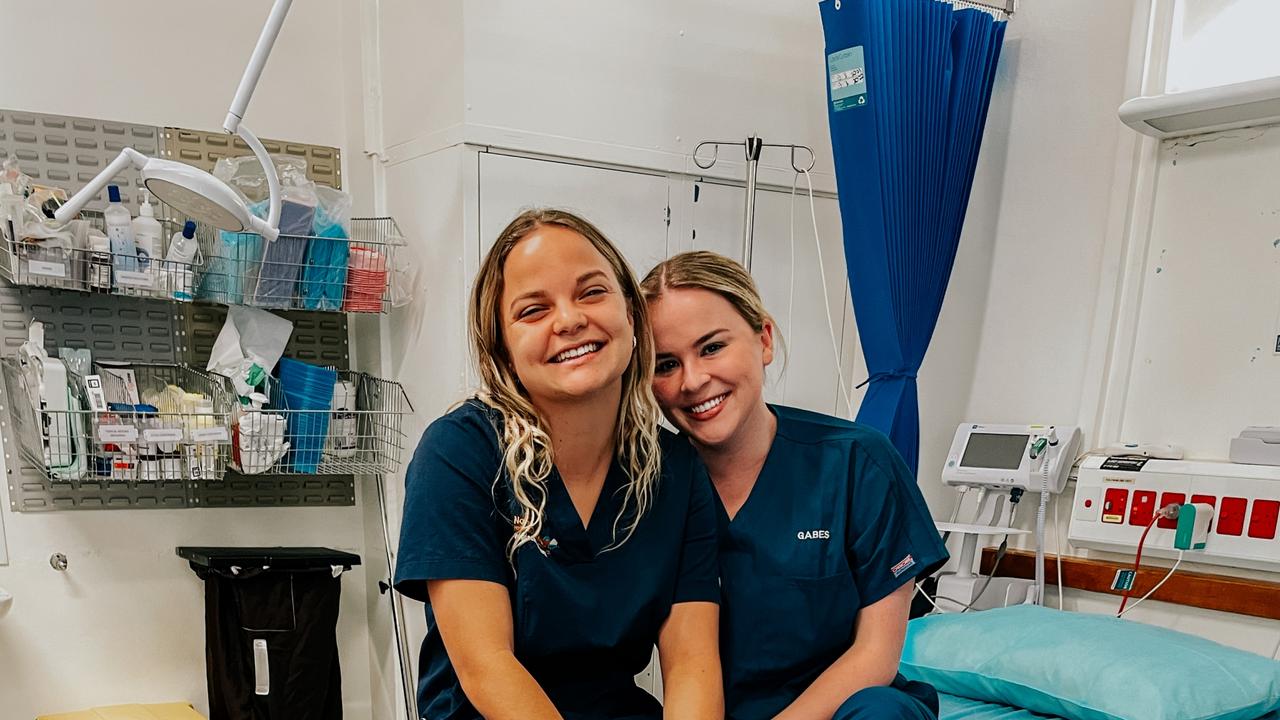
[827,46,868,111]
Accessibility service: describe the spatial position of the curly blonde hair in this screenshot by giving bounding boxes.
[470,208,664,558]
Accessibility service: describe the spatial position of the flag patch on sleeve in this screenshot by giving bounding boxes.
[890,554,916,578]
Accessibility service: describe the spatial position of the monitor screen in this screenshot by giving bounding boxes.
[960,433,1029,470]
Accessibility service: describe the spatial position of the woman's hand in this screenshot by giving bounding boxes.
[429,579,565,720]
[772,580,914,720]
[657,600,724,720]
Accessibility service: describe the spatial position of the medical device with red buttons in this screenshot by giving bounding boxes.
[1069,456,1280,573]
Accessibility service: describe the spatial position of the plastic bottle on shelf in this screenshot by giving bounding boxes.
[131,191,163,294]
[163,220,198,301]
[104,185,137,279]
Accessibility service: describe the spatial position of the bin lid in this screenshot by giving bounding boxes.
[176,546,361,572]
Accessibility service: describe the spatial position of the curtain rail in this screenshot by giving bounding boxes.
[952,0,1016,18]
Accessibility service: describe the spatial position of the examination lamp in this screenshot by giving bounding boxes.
[53,0,293,242]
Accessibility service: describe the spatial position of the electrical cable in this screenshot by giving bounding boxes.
[948,486,967,524]
[1116,505,1176,616]
[785,173,799,402]
[799,168,855,418]
[1054,493,1064,610]
[1034,443,1051,605]
[922,491,1022,613]
[927,544,1006,613]
[1117,551,1183,618]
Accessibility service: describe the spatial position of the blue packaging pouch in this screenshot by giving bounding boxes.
[199,229,263,304]
[299,224,349,311]
[300,187,352,311]
[253,198,314,309]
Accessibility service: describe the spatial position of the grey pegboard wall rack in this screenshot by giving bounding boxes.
[0,107,402,512]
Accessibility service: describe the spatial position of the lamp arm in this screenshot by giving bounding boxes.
[223,0,294,134]
[53,147,148,224]
[236,124,280,241]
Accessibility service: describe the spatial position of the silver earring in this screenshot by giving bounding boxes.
[632,336,638,349]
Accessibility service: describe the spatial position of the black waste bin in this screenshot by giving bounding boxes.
[179,546,361,720]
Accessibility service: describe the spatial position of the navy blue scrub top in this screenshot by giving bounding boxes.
[713,405,949,720]
[393,399,720,720]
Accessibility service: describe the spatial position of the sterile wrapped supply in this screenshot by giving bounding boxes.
[213,154,308,204]
[388,247,422,308]
[343,245,388,312]
[94,362,140,405]
[274,358,336,473]
[13,216,81,289]
[299,185,352,311]
[0,157,28,196]
[234,393,289,474]
[141,383,187,415]
[253,189,314,308]
[57,348,91,378]
[206,306,294,397]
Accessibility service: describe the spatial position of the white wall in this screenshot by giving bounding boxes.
[962,0,1137,432]
[0,0,348,147]
[1121,126,1280,458]
[0,2,382,718]
[462,0,837,184]
[958,0,1280,652]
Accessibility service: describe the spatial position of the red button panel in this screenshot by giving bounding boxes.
[1217,497,1248,536]
[1102,488,1129,524]
[1129,490,1157,526]
[1158,492,1186,529]
[1190,495,1217,532]
[1248,500,1279,540]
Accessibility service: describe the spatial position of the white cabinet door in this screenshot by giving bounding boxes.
[674,181,862,417]
[478,153,671,277]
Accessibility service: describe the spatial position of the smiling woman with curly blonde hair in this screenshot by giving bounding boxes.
[395,209,723,720]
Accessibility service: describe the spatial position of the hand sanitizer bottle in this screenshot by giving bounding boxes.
[132,191,163,291]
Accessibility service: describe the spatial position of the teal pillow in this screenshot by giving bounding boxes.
[901,605,1280,720]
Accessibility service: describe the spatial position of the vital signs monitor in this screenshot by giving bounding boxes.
[942,423,1083,494]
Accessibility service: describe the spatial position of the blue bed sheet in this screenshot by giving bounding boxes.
[940,695,1280,720]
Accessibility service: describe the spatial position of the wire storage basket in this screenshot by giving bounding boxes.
[0,210,207,300]
[0,209,405,314]
[0,358,235,485]
[230,366,410,477]
[198,217,404,314]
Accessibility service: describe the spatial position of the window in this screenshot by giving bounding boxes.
[1167,0,1280,92]
[1165,0,1280,93]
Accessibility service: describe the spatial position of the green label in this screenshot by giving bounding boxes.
[1112,569,1136,592]
[828,46,868,111]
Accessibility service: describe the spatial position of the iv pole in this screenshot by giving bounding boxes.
[692,137,816,270]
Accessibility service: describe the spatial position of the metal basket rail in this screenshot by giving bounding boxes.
[1,210,405,315]
[0,212,206,300]
[0,358,234,484]
[231,369,410,476]
[197,217,403,314]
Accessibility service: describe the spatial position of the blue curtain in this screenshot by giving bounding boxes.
[820,0,1005,476]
